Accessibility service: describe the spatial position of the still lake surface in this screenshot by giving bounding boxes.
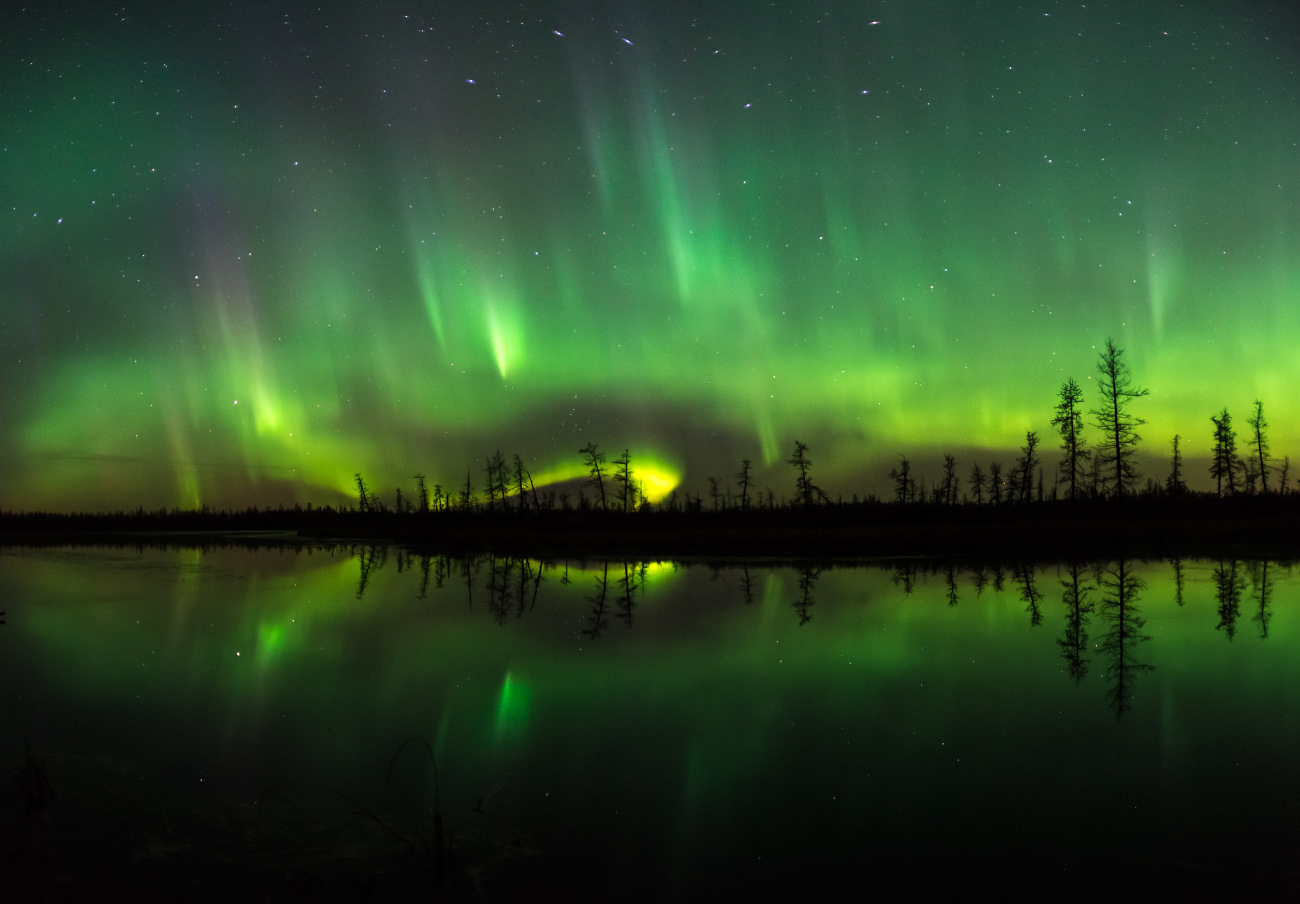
[3,542,1299,898]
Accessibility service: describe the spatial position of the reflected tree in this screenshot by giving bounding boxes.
[1098,560,1153,718]
[416,553,433,599]
[583,563,611,640]
[486,553,511,624]
[738,564,756,605]
[1015,564,1043,626]
[484,555,544,624]
[1057,563,1094,682]
[356,544,387,598]
[792,564,821,625]
[892,562,917,596]
[616,560,645,627]
[1249,560,1273,639]
[519,558,543,616]
[459,552,480,608]
[944,564,960,607]
[1213,559,1245,640]
[1171,557,1185,607]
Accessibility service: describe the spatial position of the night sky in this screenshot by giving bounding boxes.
[5,1,1299,511]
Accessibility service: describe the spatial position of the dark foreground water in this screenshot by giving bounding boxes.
[3,543,1298,899]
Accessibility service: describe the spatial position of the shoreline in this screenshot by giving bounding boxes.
[2,508,1297,561]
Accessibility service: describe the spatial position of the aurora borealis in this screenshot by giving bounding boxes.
[4,1,1299,511]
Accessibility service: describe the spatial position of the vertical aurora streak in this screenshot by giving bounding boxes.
[3,1,1299,510]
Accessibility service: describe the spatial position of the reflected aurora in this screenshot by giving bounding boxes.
[4,545,1300,894]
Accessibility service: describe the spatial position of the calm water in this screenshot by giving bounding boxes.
[3,543,1299,898]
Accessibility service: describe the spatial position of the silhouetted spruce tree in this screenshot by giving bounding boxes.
[1085,451,1103,499]
[789,440,815,506]
[483,451,507,513]
[512,454,530,514]
[613,449,633,513]
[940,455,959,505]
[890,455,914,504]
[579,442,609,511]
[1090,338,1149,499]
[1247,400,1271,494]
[736,459,753,511]
[459,468,475,511]
[414,475,430,513]
[354,473,371,513]
[1210,408,1240,497]
[1165,436,1187,495]
[1241,455,1260,495]
[988,461,1003,505]
[968,462,986,505]
[1014,431,1041,504]
[1052,377,1090,500]
[1003,461,1022,504]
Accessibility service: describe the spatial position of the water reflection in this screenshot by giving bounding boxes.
[1098,560,1153,718]
[1252,560,1274,639]
[1058,562,1094,683]
[792,564,819,625]
[4,545,1300,896]
[316,547,1300,721]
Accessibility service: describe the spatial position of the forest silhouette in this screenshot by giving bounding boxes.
[4,339,1298,557]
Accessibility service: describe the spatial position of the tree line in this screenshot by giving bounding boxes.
[355,337,1292,516]
[880,338,1288,507]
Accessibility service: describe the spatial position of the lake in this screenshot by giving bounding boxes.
[3,542,1298,899]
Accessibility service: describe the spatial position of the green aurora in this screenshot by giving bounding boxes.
[4,1,1299,510]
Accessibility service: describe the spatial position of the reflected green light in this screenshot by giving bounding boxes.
[257,622,287,659]
[495,669,530,740]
